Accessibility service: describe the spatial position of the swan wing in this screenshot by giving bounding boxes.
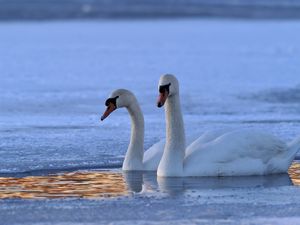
[186,128,231,154]
[184,129,287,176]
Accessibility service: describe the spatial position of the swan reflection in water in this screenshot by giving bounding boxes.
[0,162,299,199]
[126,161,300,195]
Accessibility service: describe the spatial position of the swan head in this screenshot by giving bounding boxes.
[157,74,179,107]
[101,89,136,121]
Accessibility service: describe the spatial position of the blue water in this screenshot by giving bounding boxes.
[1,19,300,174]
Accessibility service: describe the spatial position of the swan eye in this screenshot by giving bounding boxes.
[159,83,171,93]
[105,96,119,107]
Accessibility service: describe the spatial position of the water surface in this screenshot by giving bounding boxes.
[0,161,299,199]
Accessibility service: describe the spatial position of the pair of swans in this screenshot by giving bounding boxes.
[101,74,300,177]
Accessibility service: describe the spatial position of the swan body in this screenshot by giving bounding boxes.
[142,140,165,171]
[157,74,300,177]
[184,129,297,176]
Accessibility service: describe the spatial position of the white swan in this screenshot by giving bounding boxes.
[101,89,223,171]
[156,74,300,177]
[101,89,164,171]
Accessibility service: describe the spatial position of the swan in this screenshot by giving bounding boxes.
[101,89,224,171]
[156,74,300,177]
[101,89,164,171]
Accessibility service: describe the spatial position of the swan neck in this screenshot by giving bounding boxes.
[158,93,185,176]
[122,101,144,170]
[166,94,185,146]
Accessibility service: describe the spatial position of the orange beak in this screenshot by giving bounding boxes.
[101,103,116,121]
[157,90,169,108]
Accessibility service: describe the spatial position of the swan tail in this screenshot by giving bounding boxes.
[286,136,300,163]
[267,136,300,174]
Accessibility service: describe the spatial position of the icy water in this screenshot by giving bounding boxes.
[0,164,300,224]
[1,19,300,224]
[0,162,299,199]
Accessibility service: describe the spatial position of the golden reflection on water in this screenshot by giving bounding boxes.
[0,171,128,199]
[288,161,300,186]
